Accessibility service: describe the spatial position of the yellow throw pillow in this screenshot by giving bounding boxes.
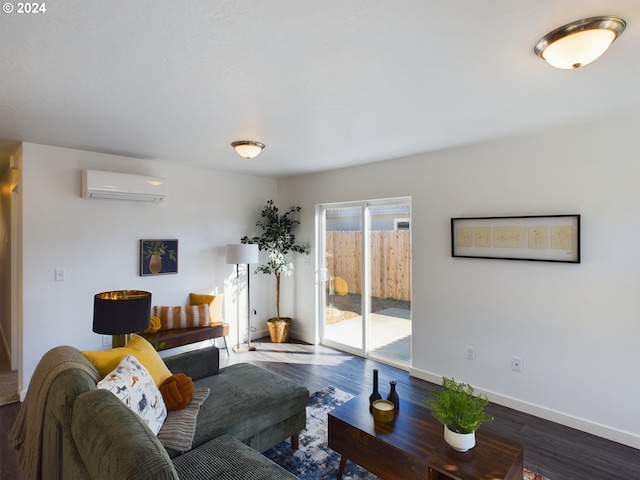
[189,293,224,326]
[334,276,349,296]
[82,334,172,387]
[143,315,161,333]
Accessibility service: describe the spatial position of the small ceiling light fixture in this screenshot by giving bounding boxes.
[231,140,265,159]
[534,16,626,69]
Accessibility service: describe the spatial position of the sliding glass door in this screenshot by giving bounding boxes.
[319,198,411,366]
[322,204,363,351]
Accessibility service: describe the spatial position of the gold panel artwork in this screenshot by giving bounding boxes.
[457,227,472,247]
[551,226,573,249]
[451,215,580,263]
[474,227,491,247]
[493,227,525,248]
[528,226,549,249]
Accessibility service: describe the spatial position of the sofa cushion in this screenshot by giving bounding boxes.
[97,354,167,435]
[182,363,309,455]
[162,346,220,381]
[172,434,297,480]
[82,333,172,387]
[154,305,210,330]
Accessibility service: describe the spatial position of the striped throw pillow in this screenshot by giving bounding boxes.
[153,305,210,330]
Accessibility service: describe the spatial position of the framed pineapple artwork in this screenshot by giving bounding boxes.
[140,239,178,275]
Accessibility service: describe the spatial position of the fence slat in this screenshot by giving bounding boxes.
[325,230,411,301]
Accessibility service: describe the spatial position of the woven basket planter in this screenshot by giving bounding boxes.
[267,318,291,343]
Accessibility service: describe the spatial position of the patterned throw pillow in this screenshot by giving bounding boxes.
[153,305,209,330]
[97,354,167,435]
[189,293,225,326]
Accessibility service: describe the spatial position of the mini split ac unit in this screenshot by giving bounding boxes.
[82,170,167,203]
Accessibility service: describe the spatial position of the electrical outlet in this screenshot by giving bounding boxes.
[511,356,523,372]
[54,269,66,281]
[466,346,476,360]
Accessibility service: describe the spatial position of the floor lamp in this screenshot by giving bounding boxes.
[226,244,259,353]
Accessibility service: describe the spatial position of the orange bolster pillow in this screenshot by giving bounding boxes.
[160,373,194,411]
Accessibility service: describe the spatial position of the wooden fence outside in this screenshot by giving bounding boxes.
[325,230,411,302]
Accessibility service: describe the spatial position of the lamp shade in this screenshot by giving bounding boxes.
[93,290,151,335]
[225,244,259,265]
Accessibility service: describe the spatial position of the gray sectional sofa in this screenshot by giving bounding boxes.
[12,345,309,479]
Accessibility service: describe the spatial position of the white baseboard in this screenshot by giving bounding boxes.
[410,367,640,450]
[253,328,269,341]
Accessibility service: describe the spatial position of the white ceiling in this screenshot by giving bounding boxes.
[1,1,638,178]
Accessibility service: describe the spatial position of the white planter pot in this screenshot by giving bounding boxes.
[444,425,476,452]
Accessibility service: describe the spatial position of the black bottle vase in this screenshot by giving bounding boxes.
[369,369,382,406]
[387,380,399,410]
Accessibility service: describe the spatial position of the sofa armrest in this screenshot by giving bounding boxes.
[72,389,178,480]
[43,369,97,478]
[163,346,219,380]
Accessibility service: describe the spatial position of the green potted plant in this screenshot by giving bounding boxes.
[241,200,308,343]
[424,377,494,452]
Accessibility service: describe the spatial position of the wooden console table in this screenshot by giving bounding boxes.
[328,393,523,480]
[141,323,229,356]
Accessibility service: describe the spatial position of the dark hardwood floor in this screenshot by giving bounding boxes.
[1,339,638,479]
[0,340,11,374]
[0,401,21,480]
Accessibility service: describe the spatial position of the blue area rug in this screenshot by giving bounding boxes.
[264,386,548,480]
[263,386,378,479]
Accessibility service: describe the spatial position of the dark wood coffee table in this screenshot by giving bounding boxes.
[328,392,523,480]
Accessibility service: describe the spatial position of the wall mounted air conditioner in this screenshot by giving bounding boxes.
[82,170,167,203]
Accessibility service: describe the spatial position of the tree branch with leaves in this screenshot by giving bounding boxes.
[241,200,308,320]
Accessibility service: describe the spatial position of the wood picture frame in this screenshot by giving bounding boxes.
[451,215,580,263]
[140,239,178,275]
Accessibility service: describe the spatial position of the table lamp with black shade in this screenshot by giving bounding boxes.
[93,290,152,348]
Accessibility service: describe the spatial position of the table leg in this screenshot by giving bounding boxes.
[336,456,347,480]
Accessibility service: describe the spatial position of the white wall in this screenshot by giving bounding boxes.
[279,113,640,448]
[20,143,278,393]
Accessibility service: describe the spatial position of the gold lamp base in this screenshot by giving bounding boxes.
[111,333,134,348]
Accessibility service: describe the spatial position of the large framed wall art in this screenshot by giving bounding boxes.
[451,215,580,263]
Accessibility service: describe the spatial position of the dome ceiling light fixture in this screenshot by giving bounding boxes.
[231,140,265,159]
[534,16,626,69]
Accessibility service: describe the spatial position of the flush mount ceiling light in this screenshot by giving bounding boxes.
[231,140,265,159]
[534,16,626,69]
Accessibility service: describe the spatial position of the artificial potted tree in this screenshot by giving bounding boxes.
[241,200,308,343]
[424,377,494,452]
